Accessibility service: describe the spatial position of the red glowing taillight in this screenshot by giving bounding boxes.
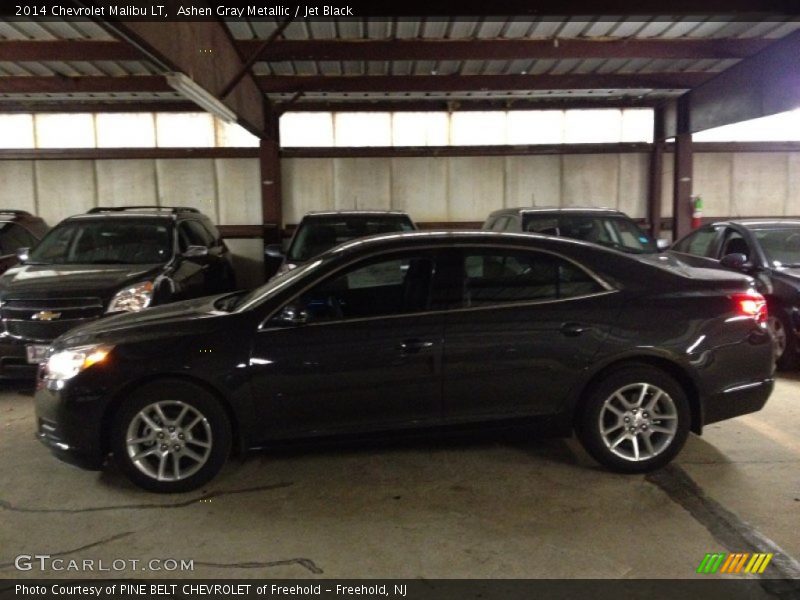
[733,292,767,324]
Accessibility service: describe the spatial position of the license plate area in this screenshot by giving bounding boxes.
[26,344,49,364]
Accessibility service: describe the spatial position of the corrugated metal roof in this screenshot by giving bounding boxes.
[0,17,797,110]
[227,17,800,40]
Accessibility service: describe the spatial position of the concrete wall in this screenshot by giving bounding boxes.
[1,151,799,285]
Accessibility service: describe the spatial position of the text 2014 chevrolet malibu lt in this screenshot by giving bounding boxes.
[35,231,774,493]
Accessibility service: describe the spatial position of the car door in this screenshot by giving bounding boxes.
[249,249,445,437]
[0,222,38,275]
[196,219,233,292]
[670,225,724,268]
[441,247,619,420]
[172,220,210,299]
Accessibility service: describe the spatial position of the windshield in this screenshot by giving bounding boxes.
[229,257,327,312]
[27,218,173,265]
[753,227,800,267]
[524,214,657,254]
[287,216,415,262]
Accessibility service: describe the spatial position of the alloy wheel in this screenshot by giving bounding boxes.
[125,400,213,482]
[598,383,678,462]
[768,316,787,360]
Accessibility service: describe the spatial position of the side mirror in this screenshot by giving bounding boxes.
[183,245,209,259]
[656,238,671,252]
[16,247,29,263]
[273,304,308,326]
[720,252,749,270]
[264,244,284,259]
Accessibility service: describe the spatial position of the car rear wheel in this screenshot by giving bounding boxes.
[576,366,690,473]
[112,380,231,493]
[769,313,797,370]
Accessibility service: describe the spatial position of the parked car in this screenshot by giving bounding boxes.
[483,207,668,253]
[0,206,236,378]
[36,230,773,492]
[265,210,417,276]
[0,210,48,275]
[670,219,800,369]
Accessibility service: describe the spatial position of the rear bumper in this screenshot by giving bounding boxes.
[703,378,774,426]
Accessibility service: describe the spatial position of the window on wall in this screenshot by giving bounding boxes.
[0,111,259,149]
[334,112,392,146]
[279,112,334,147]
[35,113,95,148]
[0,114,35,149]
[278,108,655,147]
[95,113,156,148]
[391,112,449,146]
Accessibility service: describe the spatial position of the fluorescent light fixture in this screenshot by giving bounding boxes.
[165,72,237,123]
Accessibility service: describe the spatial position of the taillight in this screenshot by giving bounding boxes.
[733,292,767,324]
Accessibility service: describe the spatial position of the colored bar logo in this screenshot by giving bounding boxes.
[697,552,773,574]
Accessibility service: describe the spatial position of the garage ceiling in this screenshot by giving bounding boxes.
[0,16,798,113]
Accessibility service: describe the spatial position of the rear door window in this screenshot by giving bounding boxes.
[673,227,719,257]
[460,249,605,308]
[0,222,37,255]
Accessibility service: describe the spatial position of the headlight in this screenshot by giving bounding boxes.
[45,344,114,381]
[107,281,154,313]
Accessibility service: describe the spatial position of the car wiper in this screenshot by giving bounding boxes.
[86,259,129,264]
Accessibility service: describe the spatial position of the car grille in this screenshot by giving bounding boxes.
[1,297,104,341]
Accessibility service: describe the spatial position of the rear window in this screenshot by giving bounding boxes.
[288,216,415,262]
[524,214,656,254]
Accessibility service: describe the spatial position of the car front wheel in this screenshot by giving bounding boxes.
[112,380,231,493]
[576,365,690,473]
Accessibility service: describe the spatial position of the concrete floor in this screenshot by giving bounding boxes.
[0,376,799,581]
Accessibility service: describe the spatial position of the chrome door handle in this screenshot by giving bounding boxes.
[399,339,435,353]
[560,322,590,337]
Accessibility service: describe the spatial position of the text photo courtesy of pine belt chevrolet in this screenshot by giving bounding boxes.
[0,206,236,378]
[35,231,773,493]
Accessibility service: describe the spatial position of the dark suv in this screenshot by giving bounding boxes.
[483,207,667,254]
[0,206,235,377]
[266,210,417,277]
[0,210,48,275]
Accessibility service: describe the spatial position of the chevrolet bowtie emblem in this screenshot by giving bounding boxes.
[31,311,61,321]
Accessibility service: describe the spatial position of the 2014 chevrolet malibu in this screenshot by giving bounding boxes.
[35,231,774,492]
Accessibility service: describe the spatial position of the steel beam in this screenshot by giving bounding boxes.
[256,72,713,93]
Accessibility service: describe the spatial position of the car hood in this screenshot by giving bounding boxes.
[0,263,164,301]
[55,294,229,349]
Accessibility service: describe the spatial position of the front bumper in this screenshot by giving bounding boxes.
[35,377,108,470]
[0,336,42,379]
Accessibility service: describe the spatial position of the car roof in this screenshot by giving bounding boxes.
[489,206,625,217]
[67,212,176,221]
[711,218,800,228]
[0,210,43,222]
[304,210,410,218]
[325,229,620,259]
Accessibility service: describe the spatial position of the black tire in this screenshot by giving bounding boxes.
[576,365,691,474]
[112,379,231,493]
[773,312,798,371]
